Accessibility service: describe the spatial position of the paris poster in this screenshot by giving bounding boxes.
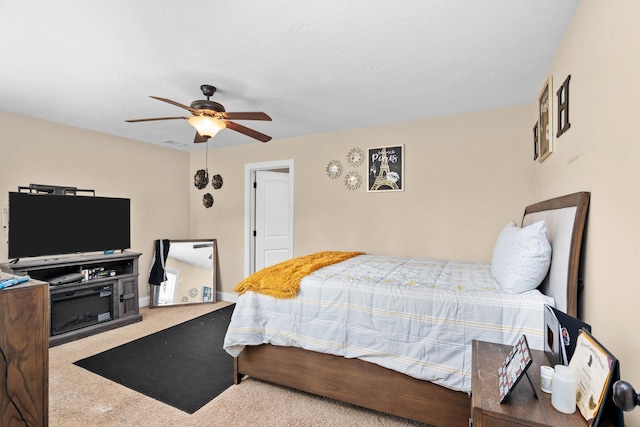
[367,145,404,192]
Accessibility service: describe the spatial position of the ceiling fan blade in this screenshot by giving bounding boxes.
[225,121,272,142]
[125,116,188,123]
[220,112,272,121]
[194,132,209,143]
[150,96,198,114]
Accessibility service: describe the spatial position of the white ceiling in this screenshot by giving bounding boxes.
[1,0,580,152]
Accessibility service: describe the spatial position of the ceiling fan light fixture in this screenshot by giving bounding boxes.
[188,115,226,138]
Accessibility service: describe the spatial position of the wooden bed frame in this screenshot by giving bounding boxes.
[234,192,590,427]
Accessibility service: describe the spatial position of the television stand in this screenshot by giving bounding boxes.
[0,251,142,346]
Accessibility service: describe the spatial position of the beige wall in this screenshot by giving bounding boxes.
[534,0,640,424]
[0,110,191,303]
[189,104,535,296]
[188,2,640,422]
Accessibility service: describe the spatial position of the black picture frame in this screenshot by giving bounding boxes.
[367,145,404,192]
[543,304,592,367]
[499,334,536,403]
[538,76,553,162]
[533,122,539,161]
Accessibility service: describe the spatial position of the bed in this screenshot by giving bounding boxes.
[224,192,590,427]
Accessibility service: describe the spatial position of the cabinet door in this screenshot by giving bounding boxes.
[119,277,138,317]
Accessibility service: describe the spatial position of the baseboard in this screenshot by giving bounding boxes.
[139,295,150,308]
[140,293,235,307]
[217,291,238,303]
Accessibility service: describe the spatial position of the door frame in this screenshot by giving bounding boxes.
[244,159,294,277]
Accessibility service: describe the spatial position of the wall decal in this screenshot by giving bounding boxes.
[203,193,213,208]
[326,160,343,179]
[344,171,363,190]
[212,174,223,189]
[347,147,365,167]
[194,169,209,189]
[556,74,571,138]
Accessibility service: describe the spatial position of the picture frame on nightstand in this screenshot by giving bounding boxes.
[498,334,538,403]
[544,304,592,366]
[569,329,622,427]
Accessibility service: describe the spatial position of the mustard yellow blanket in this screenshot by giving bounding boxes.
[234,251,364,299]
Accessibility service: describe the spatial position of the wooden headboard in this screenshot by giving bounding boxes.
[521,192,590,317]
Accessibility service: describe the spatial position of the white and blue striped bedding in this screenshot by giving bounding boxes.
[223,255,553,392]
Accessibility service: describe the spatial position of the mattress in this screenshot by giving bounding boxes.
[223,255,553,392]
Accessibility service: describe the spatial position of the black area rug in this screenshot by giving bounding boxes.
[74,304,235,414]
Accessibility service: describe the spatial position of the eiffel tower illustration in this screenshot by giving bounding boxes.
[370,147,399,190]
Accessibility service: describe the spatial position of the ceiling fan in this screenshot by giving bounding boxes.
[126,84,272,143]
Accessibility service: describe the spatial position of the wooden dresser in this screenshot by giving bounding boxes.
[0,277,49,427]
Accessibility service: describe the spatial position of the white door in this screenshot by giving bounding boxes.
[255,170,292,270]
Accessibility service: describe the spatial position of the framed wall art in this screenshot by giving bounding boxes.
[498,334,537,403]
[367,145,403,192]
[533,122,539,161]
[538,76,553,162]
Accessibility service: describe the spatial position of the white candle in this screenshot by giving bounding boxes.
[551,365,577,414]
[541,365,554,393]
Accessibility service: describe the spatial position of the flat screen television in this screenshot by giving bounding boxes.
[8,192,131,259]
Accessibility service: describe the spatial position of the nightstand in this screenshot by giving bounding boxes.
[471,339,604,427]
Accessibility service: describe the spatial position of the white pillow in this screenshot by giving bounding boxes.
[490,220,552,294]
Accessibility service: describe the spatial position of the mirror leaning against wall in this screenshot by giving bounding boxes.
[149,239,217,307]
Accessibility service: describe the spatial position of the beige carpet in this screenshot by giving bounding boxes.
[50,301,428,426]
